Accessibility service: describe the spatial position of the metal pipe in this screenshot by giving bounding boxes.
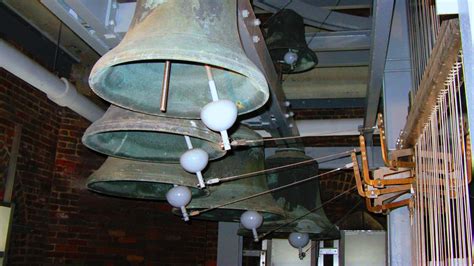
[0,39,104,122]
[160,60,171,112]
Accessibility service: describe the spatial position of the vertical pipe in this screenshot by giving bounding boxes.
[160,61,171,112]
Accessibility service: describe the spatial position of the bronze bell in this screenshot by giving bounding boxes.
[239,149,339,240]
[180,129,286,222]
[87,157,209,200]
[266,9,318,73]
[82,105,226,162]
[89,0,269,119]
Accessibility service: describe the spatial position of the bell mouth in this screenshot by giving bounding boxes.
[270,47,318,73]
[87,181,208,201]
[90,57,269,119]
[173,208,285,223]
[83,130,225,163]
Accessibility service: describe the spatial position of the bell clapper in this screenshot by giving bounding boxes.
[160,60,171,112]
[288,232,310,260]
[252,228,259,242]
[202,65,237,151]
[240,210,263,242]
[180,135,207,189]
[298,247,306,260]
[166,185,192,222]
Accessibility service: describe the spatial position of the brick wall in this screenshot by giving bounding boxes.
[0,68,218,265]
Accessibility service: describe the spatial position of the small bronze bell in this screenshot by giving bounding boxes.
[87,157,209,200]
[82,105,225,162]
[266,9,318,73]
[239,149,340,240]
[89,0,269,118]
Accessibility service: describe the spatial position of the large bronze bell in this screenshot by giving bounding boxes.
[87,157,209,200]
[266,9,318,73]
[89,0,269,118]
[178,131,286,222]
[82,105,226,162]
[239,149,339,240]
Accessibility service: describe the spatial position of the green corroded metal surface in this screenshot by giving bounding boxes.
[87,157,209,200]
[89,0,269,118]
[177,128,286,222]
[266,9,318,73]
[239,149,340,240]
[82,105,225,162]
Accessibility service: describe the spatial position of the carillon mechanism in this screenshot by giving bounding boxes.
[352,114,415,214]
[266,9,318,73]
[238,149,340,240]
[87,157,209,200]
[179,128,286,222]
[89,0,269,119]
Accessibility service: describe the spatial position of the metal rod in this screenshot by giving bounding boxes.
[412,55,472,264]
[207,149,355,185]
[160,60,171,112]
[190,165,352,217]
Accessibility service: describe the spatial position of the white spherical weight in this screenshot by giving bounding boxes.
[284,51,298,65]
[200,100,238,132]
[166,186,192,208]
[180,148,209,173]
[288,232,310,248]
[240,210,263,230]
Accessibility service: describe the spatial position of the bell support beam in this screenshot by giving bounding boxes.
[238,0,298,139]
[253,0,371,31]
[362,0,395,137]
[306,30,371,52]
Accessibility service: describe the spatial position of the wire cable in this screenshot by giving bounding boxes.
[206,149,358,185]
[191,163,354,217]
[259,185,358,240]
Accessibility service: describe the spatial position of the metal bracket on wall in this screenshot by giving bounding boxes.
[352,114,414,214]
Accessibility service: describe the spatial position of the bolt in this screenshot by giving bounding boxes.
[254,18,261,26]
[242,9,250,18]
[252,35,260,43]
[109,20,115,26]
[88,29,96,35]
[288,123,294,128]
[284,101,291,107]
[112,2,118,9]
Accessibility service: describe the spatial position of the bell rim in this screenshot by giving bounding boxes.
[89,44,270,118]
[86,156,211,200]
[82,107,227,163]
[87,180,209,201]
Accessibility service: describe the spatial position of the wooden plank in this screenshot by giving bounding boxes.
[399,19,461,147]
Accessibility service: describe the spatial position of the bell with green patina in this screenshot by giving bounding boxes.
[89,0,269,119]
[82,105,226,163]
[87,157,209,200]
[239,149,340,240]
[266,9,319,73]
[179,129,286,222]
